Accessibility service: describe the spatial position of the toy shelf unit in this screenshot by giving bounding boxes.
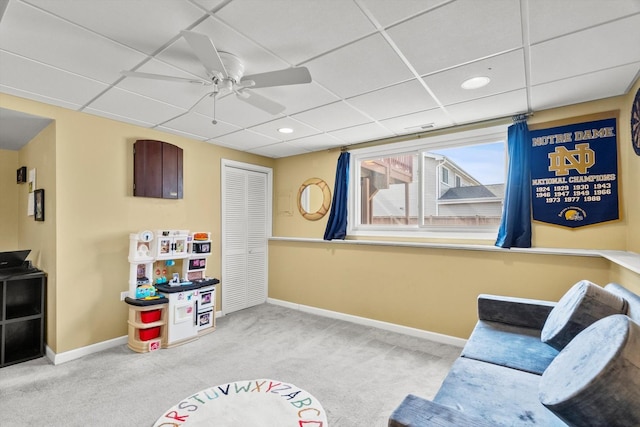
[126,299,167,353]
[182,232,216,335]
[0,271,46,367]
[196,283,216,335]
[125,230,217,353]
[183,231,212,282]
[154,229,189,260]
[127,229,190,301]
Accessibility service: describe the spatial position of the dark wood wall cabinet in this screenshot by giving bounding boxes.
[0,271,46,368]
[134,139,183,199]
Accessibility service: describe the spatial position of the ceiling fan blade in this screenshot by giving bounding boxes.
[121,70,209,85]
[241,67,312,89]
[237,91,286,115]
[180,30,227,79]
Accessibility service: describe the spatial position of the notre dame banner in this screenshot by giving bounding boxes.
[530,117,618,228]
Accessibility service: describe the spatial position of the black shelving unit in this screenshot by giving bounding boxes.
[0,270,46,368]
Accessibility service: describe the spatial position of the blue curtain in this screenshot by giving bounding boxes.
[324,152,350,240]
[495,121,531,248]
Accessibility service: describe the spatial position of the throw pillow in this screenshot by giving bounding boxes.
[539,314,640,426]
[541,280,626,350]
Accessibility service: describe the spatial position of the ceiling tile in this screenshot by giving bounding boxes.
[358,0,446,28]
[248,142,310,158]
[249,117,320,141]
[210,129,279,151]
[0,1,146,83]
[251,82,340,116]
[159,111,237,140]
[188,17,291,73]
[153,37,214,81]
[531,63,640,111]
[193,93,282,128]
[329,122,395,144]
[424,50,526,106]
[156,126,209,142]
[204,121,243,139]
[215,0,376,65]
[286,133,344,152]
[191,0,228,11]
[24,0,205,55]
[82,107,155,128]
[86,87,187,125]
[0,51,109,108]
[379,108,453,134]
[292,101,372,132]
[305,33,414,98]
[347,79,438,120]
[0,85,83,112]
[444,90,528,125]
[387,0,522,75]
[530,14,640,85]
[528,0,640,44]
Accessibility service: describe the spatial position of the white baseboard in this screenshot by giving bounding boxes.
[46,309,225,365]
[45,306,461,365]
[46,335,128,365]
[267,298,467,348]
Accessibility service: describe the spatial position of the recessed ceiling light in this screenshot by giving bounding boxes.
[461,76,491,90]
[278,127,294,134]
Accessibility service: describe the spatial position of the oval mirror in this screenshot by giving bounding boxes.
[297,178,331,221]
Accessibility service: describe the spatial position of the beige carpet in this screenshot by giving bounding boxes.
[154,379,328,426]
[0,303,461,426]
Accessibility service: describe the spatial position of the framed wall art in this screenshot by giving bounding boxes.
[34,189,45,221]
[16,166,27,183]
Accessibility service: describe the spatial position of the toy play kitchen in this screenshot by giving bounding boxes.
[155,279,218,346]
[124,229,219,353]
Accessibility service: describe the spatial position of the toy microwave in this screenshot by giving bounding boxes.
[192,241,211,254]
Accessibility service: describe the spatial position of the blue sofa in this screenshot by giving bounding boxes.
[389,282,640,426]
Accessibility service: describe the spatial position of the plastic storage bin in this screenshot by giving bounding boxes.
[140,309,161,323]
[139,326,160,341]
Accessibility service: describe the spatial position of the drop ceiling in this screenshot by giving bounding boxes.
[0,0,639,157]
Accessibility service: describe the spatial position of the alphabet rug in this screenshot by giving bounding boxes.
[153,379,328,426]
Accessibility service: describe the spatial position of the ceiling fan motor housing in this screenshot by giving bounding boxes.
[216,52,245,83]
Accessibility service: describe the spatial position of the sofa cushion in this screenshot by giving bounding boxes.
[462,320,559,375]
[539,314,640,426]
[541,280,627,350]
[605,283,640,323]
[433,358,567,426]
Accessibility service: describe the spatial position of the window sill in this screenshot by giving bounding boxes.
[268,237,640,275]
[348,228,499,241]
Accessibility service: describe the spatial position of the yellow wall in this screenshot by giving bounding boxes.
[0,149,19,250]
[2,78,639,352]
[269,241,610,338]
[273,149,338,237]
[16,123,58,347]
[0,93,274,353]
[270,87,640,339]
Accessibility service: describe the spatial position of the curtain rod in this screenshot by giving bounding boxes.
[338,111,534,153]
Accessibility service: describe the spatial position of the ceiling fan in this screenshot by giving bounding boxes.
[121,30,312,117]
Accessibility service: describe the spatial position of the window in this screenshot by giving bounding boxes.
[441,167,450,184]
[350,125,507,238]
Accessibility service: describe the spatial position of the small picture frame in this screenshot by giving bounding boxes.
[34,189,45,221]
[16,166,27,184]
